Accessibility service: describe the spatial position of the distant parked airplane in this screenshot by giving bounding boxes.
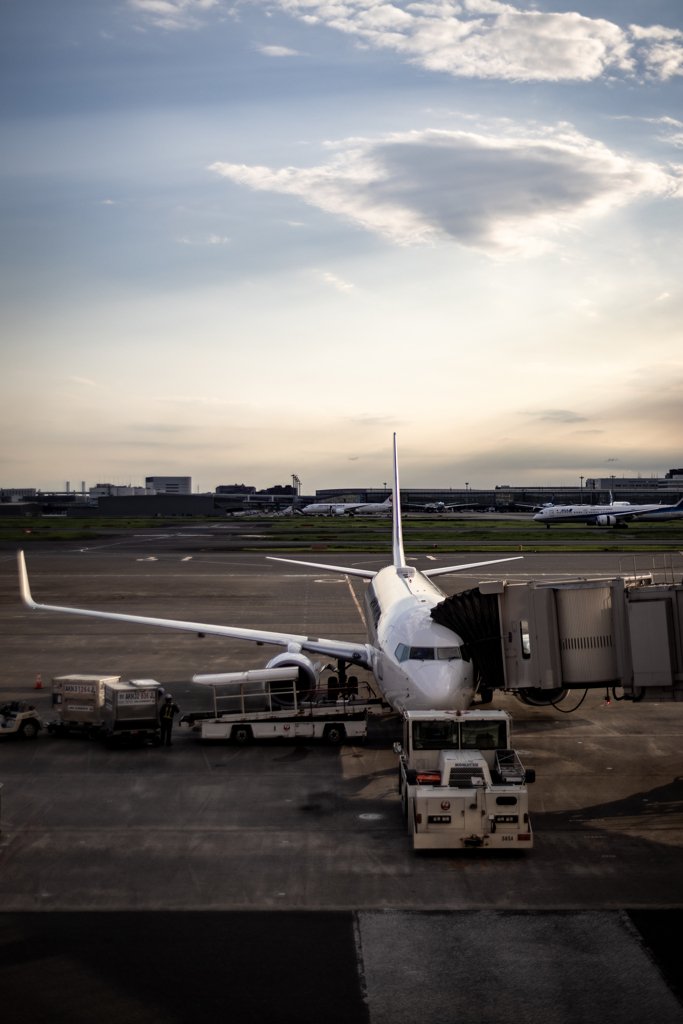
[300,496,393,516]
[533,496,683,527]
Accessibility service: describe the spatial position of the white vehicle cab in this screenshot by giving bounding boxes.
[0,700,43,739]
[396,709,534,850]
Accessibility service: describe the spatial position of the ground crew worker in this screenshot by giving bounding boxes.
[159,694,180,746]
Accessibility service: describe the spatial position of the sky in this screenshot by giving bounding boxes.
[1,0,682,493]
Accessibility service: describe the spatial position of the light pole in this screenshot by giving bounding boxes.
[580,475,583,503]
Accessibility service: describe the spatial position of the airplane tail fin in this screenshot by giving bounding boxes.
[392,433,406,568]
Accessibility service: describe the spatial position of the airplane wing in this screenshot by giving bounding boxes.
[17,551,370,666]
[266,556,376,578]
[422,556,523,578]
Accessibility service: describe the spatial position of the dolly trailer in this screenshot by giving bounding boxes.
[396,710,534,851]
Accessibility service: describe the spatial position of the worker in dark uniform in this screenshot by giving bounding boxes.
[159,694,180,746]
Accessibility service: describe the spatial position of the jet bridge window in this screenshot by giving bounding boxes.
[460,720,507,750]
[520,620,531,660]
[412,720,459,750]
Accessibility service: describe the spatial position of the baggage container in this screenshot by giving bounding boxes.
[50,675,120,737]
[102,679,162,745]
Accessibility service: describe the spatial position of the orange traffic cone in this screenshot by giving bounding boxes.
[35,673,42,689]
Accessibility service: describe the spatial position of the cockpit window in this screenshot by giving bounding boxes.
[409,646,435,660]
[436,647,461,660]
[412,720,459,750]
[396,645,462,662]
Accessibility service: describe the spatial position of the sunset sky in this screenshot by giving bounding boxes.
[2,0,682,492]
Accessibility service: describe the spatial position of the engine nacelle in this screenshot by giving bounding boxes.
[333,505,347,516]
[596,515,617,527]
[266,652,319,701]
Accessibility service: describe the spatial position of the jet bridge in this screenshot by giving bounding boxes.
[431,574,683,703]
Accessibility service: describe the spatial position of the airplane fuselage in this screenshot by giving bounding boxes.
[363,565,474,711]
[533,502,683,525]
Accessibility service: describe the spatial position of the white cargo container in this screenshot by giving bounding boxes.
[50,675,120,738]
[102,679,163,745]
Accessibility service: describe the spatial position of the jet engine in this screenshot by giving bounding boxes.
[333,505,347,516]
[596,515,617,527]
[515,687,568,707]
[266,651,319,705]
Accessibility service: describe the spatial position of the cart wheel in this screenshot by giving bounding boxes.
[232,725,253,745]
[20,720,39,740]
[88,728,100,741]
[324,723,346,746]
[56,724,69,738]
[152,735,162,747]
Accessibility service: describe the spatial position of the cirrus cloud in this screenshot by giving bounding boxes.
[209,125,681,257]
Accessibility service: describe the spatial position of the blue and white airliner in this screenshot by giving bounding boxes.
[533,495,683,527]
[17,437,521,712]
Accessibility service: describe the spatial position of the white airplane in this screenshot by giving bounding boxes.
[533,495,683,527]
[17,437,521,712]
[300,497,392,516]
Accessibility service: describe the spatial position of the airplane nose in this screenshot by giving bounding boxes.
[410,660,472,710]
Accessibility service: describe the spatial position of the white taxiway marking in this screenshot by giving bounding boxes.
[181,557,193,561]
[136,557,158,562]
[345,575,365,624]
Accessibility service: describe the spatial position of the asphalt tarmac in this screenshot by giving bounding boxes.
[1,538,682,1022]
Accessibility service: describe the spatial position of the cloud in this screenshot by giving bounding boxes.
[210,125,681,257]
[534,409,588,423]
[320,271,354,290]
[154,395,223,404]
[129,423,188,432]
[126,0,220,31]
[178,235,230,244]
[66,376,99,387]
[257,44,305,56]
[265,0,683,83]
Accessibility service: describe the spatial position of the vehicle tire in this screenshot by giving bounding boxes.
[232,725,253,745]
[324,723,346,746]
[20,719,39,740]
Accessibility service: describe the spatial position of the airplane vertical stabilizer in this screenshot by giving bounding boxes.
[392,433,406,568]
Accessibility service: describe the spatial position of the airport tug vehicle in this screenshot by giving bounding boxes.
[396,710,534,850]
[0,701,43,739]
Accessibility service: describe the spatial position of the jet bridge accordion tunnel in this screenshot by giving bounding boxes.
[431,576,683,704]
